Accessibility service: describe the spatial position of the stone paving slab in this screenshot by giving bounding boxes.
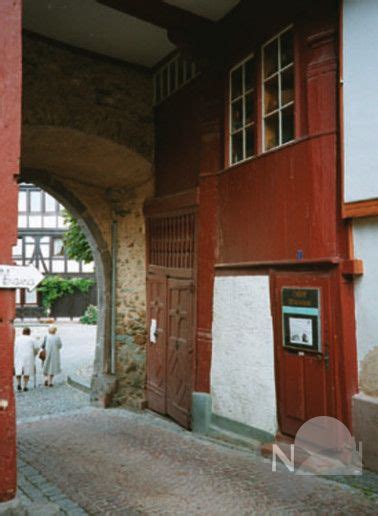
[17,457,87,515]
[17,407,378,515]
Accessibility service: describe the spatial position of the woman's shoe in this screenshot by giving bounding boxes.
[48,384,53,387]
[23,387,28,392]
[17,385,22,392]
[44,380,48,387]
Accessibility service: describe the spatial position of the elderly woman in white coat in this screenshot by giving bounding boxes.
[42,325,63,387]
[14,327,39,392]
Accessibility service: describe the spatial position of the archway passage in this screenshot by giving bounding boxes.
[13,183,98,413]
[19,169,114,402]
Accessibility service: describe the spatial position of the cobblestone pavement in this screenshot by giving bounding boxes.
[16,383,90,422]
[17,407,378,515]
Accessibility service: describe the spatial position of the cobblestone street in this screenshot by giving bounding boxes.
[15,383,378,515]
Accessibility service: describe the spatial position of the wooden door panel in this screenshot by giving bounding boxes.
[274,273,335,437]
[283,354,306,422]
[146,274,167,415]
[166,278,194,429]
[304,357,328,419]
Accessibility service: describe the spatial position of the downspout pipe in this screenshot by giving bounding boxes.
[110,219,117,375]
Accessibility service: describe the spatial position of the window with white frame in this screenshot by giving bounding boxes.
[262,27,294,151]
[154,54,198,105]
[229,55,256,165]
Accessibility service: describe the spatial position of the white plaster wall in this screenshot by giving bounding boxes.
[343,0,378,202]
[353,219,378,365]
[211,275,277,435]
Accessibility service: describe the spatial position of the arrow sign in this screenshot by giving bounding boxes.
[0,264,44,291]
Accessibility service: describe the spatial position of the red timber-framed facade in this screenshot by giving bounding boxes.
[145,0,360,441]
[1,0,376,506]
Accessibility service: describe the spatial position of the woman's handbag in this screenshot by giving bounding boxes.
[39,336,47,362]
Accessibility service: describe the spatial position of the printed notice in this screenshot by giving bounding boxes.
[149,319,157,343]
[289,317,313,346]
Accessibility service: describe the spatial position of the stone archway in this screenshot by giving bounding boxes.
[20,167,117,406]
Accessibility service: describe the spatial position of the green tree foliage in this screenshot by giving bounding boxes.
[63,210,93,263]
[37,276,95,310]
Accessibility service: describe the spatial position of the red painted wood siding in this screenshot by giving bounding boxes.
[0,0,21,503]
[217,134,338,264]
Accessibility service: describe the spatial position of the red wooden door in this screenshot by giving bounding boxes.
[166,278,194,428]
[146,274,167,415]
[273,273,335,437]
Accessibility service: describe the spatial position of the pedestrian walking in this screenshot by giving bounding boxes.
[14,327,39,392]
[42,325,63,387]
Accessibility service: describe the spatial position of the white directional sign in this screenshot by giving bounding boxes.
[0,264,44,291]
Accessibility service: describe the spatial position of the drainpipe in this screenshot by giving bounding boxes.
[111,219,117,375]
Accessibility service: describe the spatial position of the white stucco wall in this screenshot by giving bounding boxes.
[211,275,277,435]
[353,219,378,365]
[343,0,378,202]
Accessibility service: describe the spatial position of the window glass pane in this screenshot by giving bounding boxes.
[53,238,64,256]
[231,99,243,131]
[245,92,255,125]
[231,131,243,164]
[264,39,278,78]
[30,191,41,212]
[67,260,80,272]
[52,260,65,273]
[169,61,176,93]
[177,58,185,86]
[19,191,27,212]
[25,238,35,258]
[43,215,56,228]
[281,67,294,106]
[245,126,255,158]
[155,74,161,104]
[264,76,279,114]
[45,193,56,212]
[245,58,255,91]
[281,30,294,68]
[25,289,37,304]
[282,105,295,143]
[40,240,50,258]
[185,60,192,81]
[16,289,21,304]
[231,66,243,99]
[162,67,169,98]
[18,215,27,228]
[265,113,279,150]
[58,216,66,228]
[29,215,42,228]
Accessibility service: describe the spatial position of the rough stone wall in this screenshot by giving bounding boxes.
[109,182,153,408]
[23,32,153,160]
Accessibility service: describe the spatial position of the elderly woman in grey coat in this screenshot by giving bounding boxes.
[42,325,62,387]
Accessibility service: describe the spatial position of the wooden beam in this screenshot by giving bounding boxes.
[97,0,214,33]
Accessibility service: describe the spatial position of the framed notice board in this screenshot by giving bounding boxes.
[282,288,321,352]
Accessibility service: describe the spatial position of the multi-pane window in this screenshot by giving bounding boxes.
[262,27,294,151]
[229,55,256,165]
[18,186,65,229]
[154,54,198,105]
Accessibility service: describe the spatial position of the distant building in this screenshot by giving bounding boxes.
[13,183,96,318]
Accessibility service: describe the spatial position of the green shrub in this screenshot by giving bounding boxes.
[37,276,95,311]
[80,304,98,325]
